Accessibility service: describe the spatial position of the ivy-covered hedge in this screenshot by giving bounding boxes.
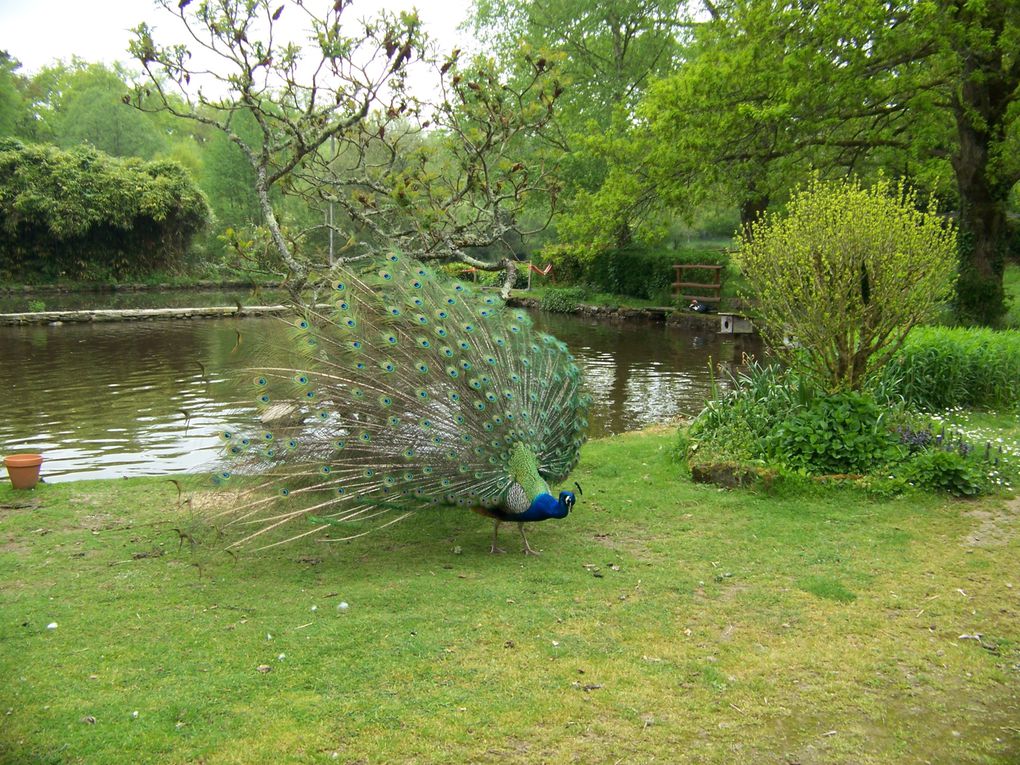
[540,243,729,301]
[0,139,210,281]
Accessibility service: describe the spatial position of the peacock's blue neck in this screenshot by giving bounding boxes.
[509,492,572,522]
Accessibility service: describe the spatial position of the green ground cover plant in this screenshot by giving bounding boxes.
[880,326,1020,411]
[685,362,1018,495]
[1,429,1018,764]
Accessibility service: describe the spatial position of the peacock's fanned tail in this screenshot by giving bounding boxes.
[212,252,590,549]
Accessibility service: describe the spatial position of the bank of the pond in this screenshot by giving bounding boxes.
[1,428,1017,764]
[0,293,731,332]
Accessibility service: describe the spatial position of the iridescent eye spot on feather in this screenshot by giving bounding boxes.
[474,400,486,411]
[435,309,449,320]
[416,314,429,325]
[510,324,521,333]
[416,268,427,276]
[295,375,309,385]
[305,390,316,399]
[441,477,452,487]
[363,469,375,478]
[422,466,434,475]
[279,488,290,497]
[462,323,475,333]
[317,410,330,420]
[296,319,310,329]
[335,439,346,450]
[380,361,396,373]
[469,379,481,390]
[455,415,466,425]
[416,361,429,374]
[352,388,365,400]
[446,366,459,378]
[257,394,270,404]
[446,297,457,305]
[262,432,274,441]
[379,270,393,281]
[435,327,448,337]
[354,361,367,371]
[416,388,429,400]
[336,487,346,495]
[255,376,268,386]
[514,312,526,322]
[460,360,472,371]
[441,346,454,358]
[483,422,494,432]
[388,253,400,263]
[379,395,393,407]
[485,392,498,403]
[387,306,402,317]
[264,448,275,458]
[453,284,464,293]
[419,418,432,429]
[287,439,298,449]
[320,466,332,475]
[412,297,424,307]
[495,337,506,347]
[382,333,398,345]
[411,280,423,289]
[479,309,491,318]
[349,340,363,351]
[416,337,431,349]
[485,355,497,365]
[458,340,470,351]
[448,392,460,402]
[339,301,350,311]
[220,431,233,441]
[403,447,415,459]
[333,281,346,292]
[388,416,400,427]
[344,318,357,328]
[461,433,472,443]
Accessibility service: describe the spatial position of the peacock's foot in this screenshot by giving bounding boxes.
[523,546,541,556]
[489,545,507,554]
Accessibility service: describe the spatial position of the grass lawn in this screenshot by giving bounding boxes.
[1,428,1018,764]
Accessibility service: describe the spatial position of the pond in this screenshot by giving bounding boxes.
[0,311,761,482]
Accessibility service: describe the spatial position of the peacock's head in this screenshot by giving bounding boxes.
[557,490,576,516]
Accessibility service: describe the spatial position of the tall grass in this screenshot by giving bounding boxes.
[882,325,1020,410]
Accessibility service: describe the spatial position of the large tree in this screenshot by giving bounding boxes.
[129,0,564,299]
[621,0,1017,323]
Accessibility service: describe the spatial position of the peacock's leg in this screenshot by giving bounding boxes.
[518,522,540,556]
[490,521,506,554]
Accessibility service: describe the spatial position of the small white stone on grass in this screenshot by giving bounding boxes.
[46,622,58,630]
[337,602,349,611]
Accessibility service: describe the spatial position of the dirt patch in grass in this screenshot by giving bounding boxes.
[964,497,1020,548]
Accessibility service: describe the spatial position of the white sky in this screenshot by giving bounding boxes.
[0,0,479,74]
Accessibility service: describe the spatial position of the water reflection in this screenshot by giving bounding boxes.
[0,313,761,482]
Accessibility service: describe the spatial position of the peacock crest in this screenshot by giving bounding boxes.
[211,252,591,551]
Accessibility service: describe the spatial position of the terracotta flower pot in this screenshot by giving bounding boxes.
[4,453,44,490]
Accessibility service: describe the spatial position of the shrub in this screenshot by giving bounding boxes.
[0,139,210,281]
[540,242,729,302]
[737,177,957,392]
[766,391,900,475]
[901,449,986,496]
[540,286,588,313]
[880,326,1020,410]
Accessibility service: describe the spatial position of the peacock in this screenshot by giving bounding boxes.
[211,252,591,554]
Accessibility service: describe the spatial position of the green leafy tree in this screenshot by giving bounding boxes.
[468,0,685,246]
[0,52,30,139]
[622,0,1017,324]
[736,177,957,392]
